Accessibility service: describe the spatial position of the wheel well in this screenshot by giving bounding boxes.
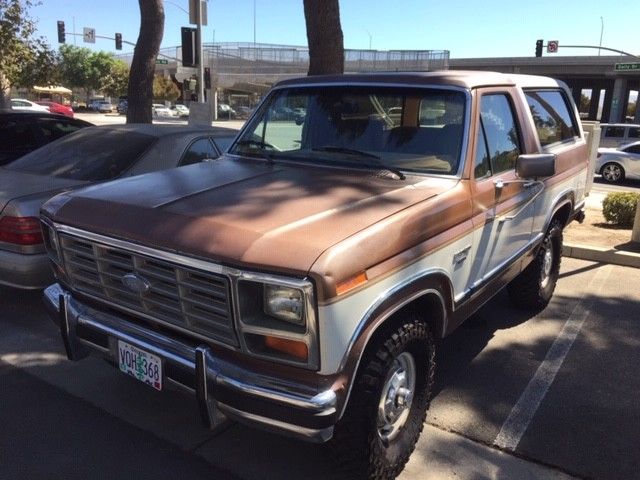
[552,201,573,228]
[374,290,447,343]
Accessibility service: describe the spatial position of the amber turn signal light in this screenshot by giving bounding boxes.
[336,271,368,296]
[264,336,308,361]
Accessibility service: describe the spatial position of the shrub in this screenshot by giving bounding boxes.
[602,192,640,227]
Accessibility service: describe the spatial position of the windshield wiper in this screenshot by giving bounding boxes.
[311,146,405,180]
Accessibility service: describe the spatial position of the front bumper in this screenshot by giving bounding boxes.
[43,283,337,442]
[0,249,53,290]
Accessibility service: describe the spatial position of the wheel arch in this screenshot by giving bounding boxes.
[335,271,452,419]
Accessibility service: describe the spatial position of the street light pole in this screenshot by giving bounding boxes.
[197,0,205,103]
[599,17,604,56]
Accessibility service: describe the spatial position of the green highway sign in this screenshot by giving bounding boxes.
[615,63,640,72]
[155,58,169,65]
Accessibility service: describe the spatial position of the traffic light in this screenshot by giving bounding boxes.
[115,33,122,50]
[57,21,65,44]
[535,39,543,57]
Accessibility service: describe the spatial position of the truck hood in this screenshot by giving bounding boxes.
[42,157,458,276]
[0,169,88,216]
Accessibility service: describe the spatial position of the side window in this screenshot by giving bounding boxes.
[628,127,640,139]
[36,120,84,141]
[525,90,579,146]
[181,138,218,166]
[604,126,625,138]
[474,119,491,179]
[623,144,640,154]
[0,121,38,150]
[478,94,521,175]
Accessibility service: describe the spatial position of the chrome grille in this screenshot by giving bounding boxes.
[59,234,237,346]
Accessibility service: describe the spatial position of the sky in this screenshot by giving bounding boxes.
[30,0,640,59]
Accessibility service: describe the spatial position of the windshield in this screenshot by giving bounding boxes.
[230,86,466,175]
[5,128,156,180]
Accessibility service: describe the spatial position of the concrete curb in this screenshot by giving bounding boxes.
[563,242,640,268]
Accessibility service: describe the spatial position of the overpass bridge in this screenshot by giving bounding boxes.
[450,56,639,123]
[133,44,639,123]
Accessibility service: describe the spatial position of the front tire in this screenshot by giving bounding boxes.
[600,162,625,183]
[330,314,435,480]
[508,219,563,310]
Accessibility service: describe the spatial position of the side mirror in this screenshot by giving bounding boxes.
[516,153,556,179]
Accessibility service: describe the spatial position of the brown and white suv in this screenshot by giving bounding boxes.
[41,71,594,479]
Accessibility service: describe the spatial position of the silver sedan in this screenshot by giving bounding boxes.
[596,141,640,183]
[0,124,238,289]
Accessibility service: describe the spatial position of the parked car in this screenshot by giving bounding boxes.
[171,104,189,118]
[40,72,595,479]
[599,123,640,148]
[153,103,173,117]
[117,98,128,115]
[10,98,50,112]
[0,124,239,289]
[217,103,236,119]
[235,106,254,119]
[95,101,113,113]
[36,101,74,118]
[0,111,92,166]
[596,141,640,183]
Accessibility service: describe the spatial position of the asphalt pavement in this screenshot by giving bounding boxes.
[1,257,638,479]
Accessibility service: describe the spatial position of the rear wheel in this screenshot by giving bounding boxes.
[601,162,625,183]
[329,314,435,480]
[508,219,562,310]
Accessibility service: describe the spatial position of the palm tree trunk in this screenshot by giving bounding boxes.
[126,0,164,123]
[303,0,344,75]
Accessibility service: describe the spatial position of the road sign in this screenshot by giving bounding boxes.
[547,40,559,53]
[155,58,169,65]
[83,27,95,44]
[615,63,640,72]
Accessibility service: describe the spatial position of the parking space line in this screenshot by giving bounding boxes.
[493,264,613,451]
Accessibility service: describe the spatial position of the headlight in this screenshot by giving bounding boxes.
[237,275,318,369]
[264,285,304,325]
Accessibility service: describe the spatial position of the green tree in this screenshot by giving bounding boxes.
[579,93,591,113]
[85,51,116,95]
[102,60,129,98]
[152,75,179,102]
[57,44,91,90]
[0,0,55,108]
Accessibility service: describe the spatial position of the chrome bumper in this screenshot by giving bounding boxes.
[43,283,337,443]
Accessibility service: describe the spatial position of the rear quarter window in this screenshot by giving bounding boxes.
[524,89,580,147]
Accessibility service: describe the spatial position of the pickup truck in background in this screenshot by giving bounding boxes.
[41,71,597,480]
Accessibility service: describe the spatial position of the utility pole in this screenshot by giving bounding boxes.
[196,0,205,103]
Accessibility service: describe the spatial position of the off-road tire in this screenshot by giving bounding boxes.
[329,314,435,480]
[600,162,625,184]
[508,219,563,310]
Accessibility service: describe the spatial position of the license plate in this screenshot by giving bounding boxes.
[118,340,162,391]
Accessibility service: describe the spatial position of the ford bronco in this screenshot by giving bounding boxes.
[41,72,594,479]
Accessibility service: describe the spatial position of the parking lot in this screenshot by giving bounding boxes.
[1,256,638,479]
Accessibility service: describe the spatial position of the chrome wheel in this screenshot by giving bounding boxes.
[377,352,416,444]
[540,240,553,289]
[601,163,624,183]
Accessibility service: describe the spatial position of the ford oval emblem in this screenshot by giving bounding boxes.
[122,273,151,294]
